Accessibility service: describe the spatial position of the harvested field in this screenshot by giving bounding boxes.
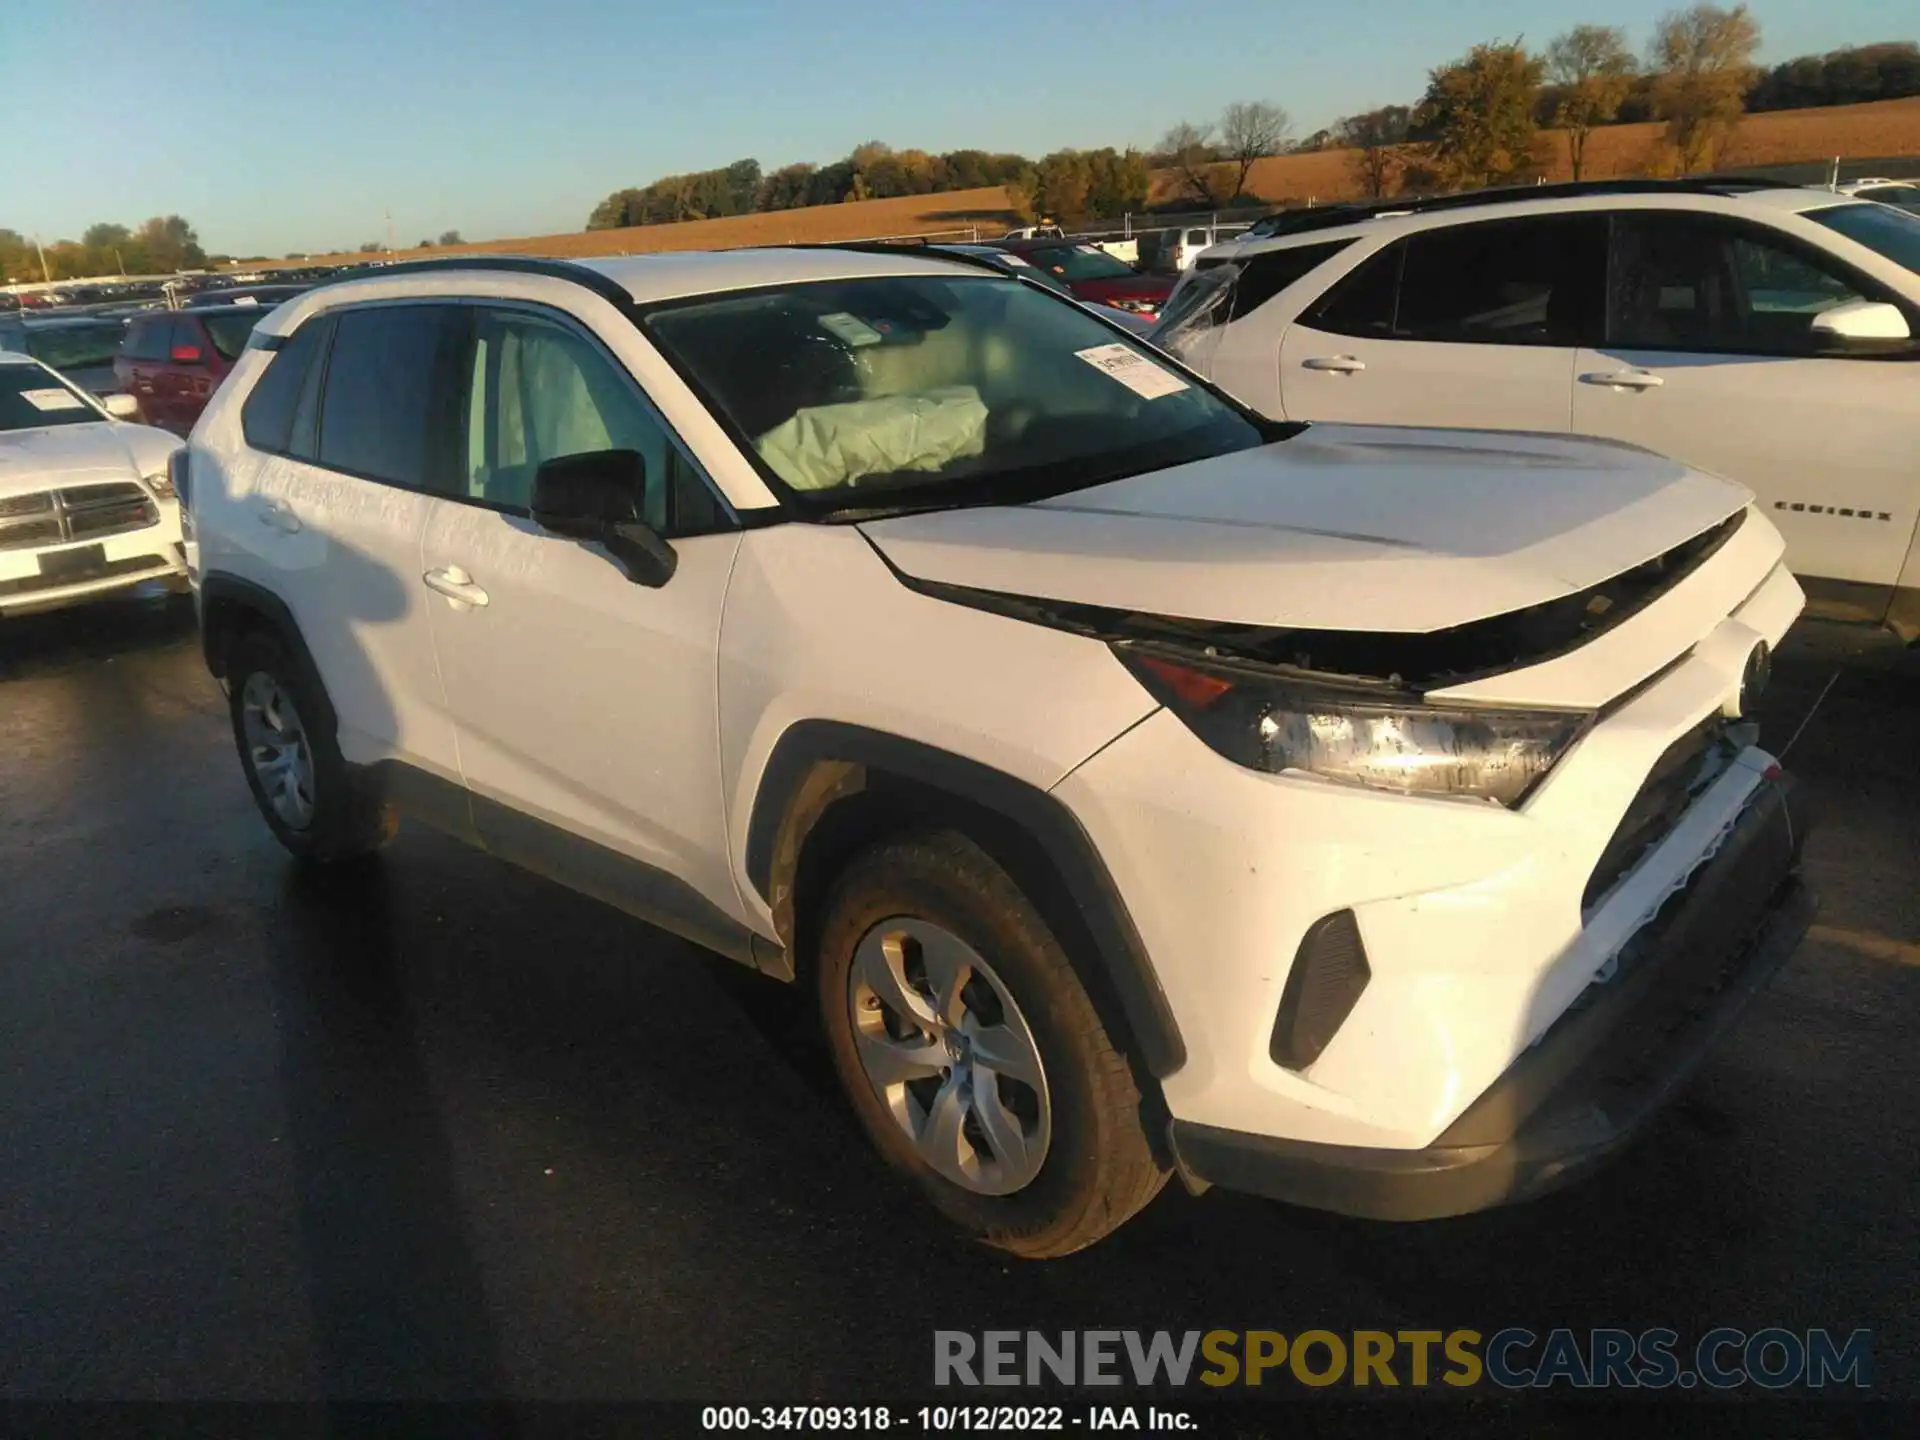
[275,97,1920,269]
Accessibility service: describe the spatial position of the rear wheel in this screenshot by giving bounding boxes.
[817,829,1168,1257]
[226,628,395,863]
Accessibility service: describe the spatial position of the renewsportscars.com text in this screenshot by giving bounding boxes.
[934,1328,1872,1391]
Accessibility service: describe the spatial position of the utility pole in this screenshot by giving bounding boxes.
[385,208,395,255]
[33,234,50,283]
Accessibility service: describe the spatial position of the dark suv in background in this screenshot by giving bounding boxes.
[0,314,129,396]
[114,306,272,433]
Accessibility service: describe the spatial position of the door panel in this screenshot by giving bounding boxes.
[250,458,454,771]
[1282,322,1577,430]
[247,302,465,774]
[423,504,743,917]
[1573,212,1920,598]
[1278,216,1603,433]
[422,302,744,923]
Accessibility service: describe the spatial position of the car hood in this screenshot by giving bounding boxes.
[859,424,1751,634]
[0,420,180,500]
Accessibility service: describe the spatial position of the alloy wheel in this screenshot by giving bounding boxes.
[847,917,1052,1196]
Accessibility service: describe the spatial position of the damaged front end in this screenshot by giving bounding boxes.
[898,510,1748,808]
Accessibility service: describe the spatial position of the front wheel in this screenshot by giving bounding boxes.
[226,628,395,863]
[817,830,1168,1258]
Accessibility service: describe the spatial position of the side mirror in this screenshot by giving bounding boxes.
[530,448,677,588]
[102,392,141,420]
[1811,299,1911,352]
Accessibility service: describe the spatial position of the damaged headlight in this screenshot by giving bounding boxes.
[1118,649,1589,808]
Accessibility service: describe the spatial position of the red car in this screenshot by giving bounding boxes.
[114,305,271,434]
[991,239,1175,318]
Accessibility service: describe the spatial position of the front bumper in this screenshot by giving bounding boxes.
[0,528,187,615]
[1168,773,1813,1220]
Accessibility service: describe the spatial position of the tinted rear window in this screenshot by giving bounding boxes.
[123,317,170,362]
[317,305,457,488]
[241,322,326,454]
[1395,216,1605,345]
[1228,239,1356,320]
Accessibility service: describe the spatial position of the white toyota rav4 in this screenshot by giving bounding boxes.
[183,248,1814,1257]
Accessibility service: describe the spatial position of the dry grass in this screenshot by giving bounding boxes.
[1223,95,1920,205]
[272,97,1920,269]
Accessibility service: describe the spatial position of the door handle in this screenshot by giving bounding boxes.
[1579,370,1664,390]
[1301,354,1366,373]
[423,566,489,608]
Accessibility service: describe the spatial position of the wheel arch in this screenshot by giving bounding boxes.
[198,571,339,736]
[744,720,1187,1080]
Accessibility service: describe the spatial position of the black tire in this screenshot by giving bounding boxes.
[226,626,395,863]
[817,829,1168,1258]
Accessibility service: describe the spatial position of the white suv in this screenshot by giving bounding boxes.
[184,248,1813,1256]
[1156,180,1920,640]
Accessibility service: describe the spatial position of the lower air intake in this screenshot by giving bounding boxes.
[1270,909,1371,1071]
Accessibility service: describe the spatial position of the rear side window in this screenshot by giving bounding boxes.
[1228,239,1355,320]
[1394,217,1605,345]
[242,322,326,454]
[1307,243,1402,336]
[317,305,461,489]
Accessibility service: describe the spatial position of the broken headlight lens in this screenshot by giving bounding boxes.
[1118,649,1589,808]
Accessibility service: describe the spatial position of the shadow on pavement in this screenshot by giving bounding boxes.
[0,587,196,683]
[270,858,509,1400]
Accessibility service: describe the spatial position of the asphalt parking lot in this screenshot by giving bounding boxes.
[0,590,1914,1409]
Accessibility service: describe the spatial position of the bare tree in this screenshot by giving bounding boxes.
[1336,106,1412,197]
[1547,25,1638,179]
[1649,3,1763,172]
[1160,121,1223,206]
[1218,101,1291,201]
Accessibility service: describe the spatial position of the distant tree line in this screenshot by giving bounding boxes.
[586,144,1044,230]
[0,216,205,283]
[1312,8,1919,201]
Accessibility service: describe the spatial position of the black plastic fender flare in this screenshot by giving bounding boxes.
[744,720,1187,1078]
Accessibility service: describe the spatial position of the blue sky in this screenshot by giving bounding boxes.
[1,0,1903,257]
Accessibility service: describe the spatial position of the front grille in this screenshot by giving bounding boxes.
[0,483,159,552]
[1582,717,1733,911]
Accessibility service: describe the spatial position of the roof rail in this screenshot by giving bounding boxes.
[1246,175,1787,239]
[311,253,637,308]
[778,240,1019,278]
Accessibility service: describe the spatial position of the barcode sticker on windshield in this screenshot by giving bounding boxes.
[817,311,884,347]
[1074,343,1188,400]
[21,388,87,412]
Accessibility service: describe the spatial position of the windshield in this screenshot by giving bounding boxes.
[202,310,267,360]
[1021,244,1138,283]
[0,365,102,431]
[1808,202,1920,274]
[24,322,122,373]
[642,274,1265,513]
